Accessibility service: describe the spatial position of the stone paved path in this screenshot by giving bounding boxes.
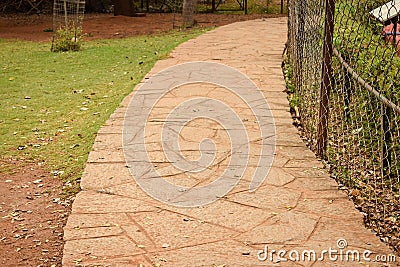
[62,18,396,266]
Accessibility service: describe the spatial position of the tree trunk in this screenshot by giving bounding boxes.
[113,0,136,16]
[182,0,198,27]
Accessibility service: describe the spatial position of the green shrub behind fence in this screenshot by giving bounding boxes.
[287,0,400,253]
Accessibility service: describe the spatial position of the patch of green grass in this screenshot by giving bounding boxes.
[282,56,299,112]
[52,26,83,52]
[0,28,208,195]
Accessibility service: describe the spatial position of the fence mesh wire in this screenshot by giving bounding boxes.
[287,0,400,253]
[52,0,85,51]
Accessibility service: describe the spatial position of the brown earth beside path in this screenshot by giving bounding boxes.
[0,13,284,42]
[0,159,70,267]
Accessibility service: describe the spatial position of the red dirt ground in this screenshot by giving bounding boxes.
[0,12,285,267]
[0,159,70,267]
[0,13,284,42]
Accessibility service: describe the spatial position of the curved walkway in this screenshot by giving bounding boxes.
[62,18,395,266]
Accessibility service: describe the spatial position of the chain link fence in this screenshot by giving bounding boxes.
[287,0,400,253]
[0,0,52,13]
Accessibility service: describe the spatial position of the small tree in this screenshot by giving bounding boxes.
[52,0,85,52]
[182,0,197,27]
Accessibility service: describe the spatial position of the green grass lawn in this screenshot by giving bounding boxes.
[0,29,208,195]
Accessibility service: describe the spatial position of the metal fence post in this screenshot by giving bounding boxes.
[287,0,294,64]
[381,19,397,178]
[317,0,335,158]
[381,103,392,179]
[295,0,305,92]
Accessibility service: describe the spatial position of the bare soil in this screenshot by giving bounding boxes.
[0,159,70,267]
[0,13,285,42]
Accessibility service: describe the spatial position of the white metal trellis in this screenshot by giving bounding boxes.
[52,0,85,51]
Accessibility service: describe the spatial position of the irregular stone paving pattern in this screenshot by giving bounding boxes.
[62,18,397,267]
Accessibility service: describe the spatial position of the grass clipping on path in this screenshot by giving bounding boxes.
[0,29,207,195]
